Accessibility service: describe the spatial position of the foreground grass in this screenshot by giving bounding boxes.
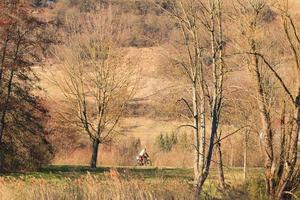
[0,165,266,200]
[0,174,194,200]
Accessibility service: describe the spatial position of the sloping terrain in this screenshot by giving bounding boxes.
[36,46,180,146]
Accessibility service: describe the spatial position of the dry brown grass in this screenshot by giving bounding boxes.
[0,171,193,200]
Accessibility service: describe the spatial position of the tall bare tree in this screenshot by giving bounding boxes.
[52,12,136,168]
[233,0,300,198]
[159,0,227,197]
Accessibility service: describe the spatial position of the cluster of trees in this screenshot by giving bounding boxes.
[156,0,300,199]
[158,0,227,196]
[0,0,53,171]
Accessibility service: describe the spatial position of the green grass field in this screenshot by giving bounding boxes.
[0,165,262,181]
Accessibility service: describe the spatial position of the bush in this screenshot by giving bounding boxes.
[155,132,177,152]
[29,0,45,7]
[79,0,96,12]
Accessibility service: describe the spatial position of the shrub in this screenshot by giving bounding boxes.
[29,0,45,7]
[155,132,177,152]
[79,0,96,12]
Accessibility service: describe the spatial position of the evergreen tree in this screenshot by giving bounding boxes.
[0,0,53,171]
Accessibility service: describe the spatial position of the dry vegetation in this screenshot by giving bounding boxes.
[0,174,193,200]
[2,0,300,199]
[0,166,265,200]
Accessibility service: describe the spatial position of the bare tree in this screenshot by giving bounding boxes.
[51,12,136,168]
[233,0,300,198]
[158,0,227,197]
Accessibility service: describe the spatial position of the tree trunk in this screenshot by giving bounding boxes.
[195,183,203,200]
[192,80,201,176]
[244,130,249,182]
[275,90,300,200]
[192,81,202,200]
[216,141,226,189]
[199,83,206,173]
[250,44,275,198]
[90,138,100,168]
[194,2,221,197]
[194,108,219,199]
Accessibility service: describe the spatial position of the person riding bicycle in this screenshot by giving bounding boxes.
[137,148,149,165]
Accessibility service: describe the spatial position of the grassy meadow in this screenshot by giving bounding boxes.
[0,165,266,200]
